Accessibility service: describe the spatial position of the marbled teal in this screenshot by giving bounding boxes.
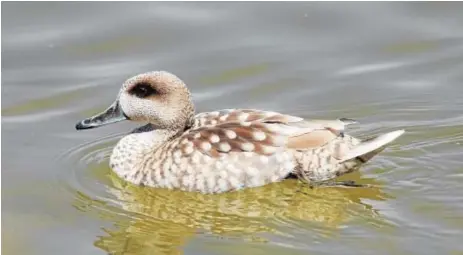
[76,71,404,194]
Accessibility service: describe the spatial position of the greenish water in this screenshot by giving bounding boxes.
[2,2,463,255]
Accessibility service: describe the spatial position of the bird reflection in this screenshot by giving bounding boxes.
[73,168,391,255]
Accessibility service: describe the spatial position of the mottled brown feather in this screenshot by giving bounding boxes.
[233,126,257,140]
[184,109,346,158]
[192,109,302,129]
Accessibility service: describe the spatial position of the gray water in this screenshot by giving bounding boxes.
[2,2,463,255]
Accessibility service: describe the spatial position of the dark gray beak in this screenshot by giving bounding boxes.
[75,101,128,130]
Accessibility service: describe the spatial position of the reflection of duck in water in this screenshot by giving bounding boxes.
[75,169,390,255]
[76,71,404,193]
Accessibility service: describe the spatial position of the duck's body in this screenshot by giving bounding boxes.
[76,71,404,194]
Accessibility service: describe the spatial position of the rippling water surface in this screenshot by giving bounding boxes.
[2,2,463,255]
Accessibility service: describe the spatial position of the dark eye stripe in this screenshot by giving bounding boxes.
[129,82,157,98]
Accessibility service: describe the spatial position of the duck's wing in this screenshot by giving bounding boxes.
[192,109,308,130]
[193,109,354,129]
[183,109,356,157]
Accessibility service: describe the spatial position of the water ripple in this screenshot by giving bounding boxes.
[55,131,394,254]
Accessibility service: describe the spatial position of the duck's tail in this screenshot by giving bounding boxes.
[340,129,405,163]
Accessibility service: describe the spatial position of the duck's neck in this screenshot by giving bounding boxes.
[130,123,183,149]
[110,124,184,182]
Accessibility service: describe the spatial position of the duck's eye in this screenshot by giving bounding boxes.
[129,82,157,98]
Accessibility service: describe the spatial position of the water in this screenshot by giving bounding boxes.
[2,2,463,255]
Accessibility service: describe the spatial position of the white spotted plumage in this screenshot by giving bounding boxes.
[75,71,405,194]
[218,142,231,152]
[240,142,255,151]
[200,142,212,151]
[252,131,266,141]
[209,134,220,143]
[224,130,236,139]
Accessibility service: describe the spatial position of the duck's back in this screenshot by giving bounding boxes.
[128,109,361,193]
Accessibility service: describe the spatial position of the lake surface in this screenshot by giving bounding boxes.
[2,2,463,255]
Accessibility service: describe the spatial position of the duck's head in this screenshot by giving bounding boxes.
[76,71,195,131]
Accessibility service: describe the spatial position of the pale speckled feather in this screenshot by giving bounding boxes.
[192,109,303,129]
[110,109,362,193]
[78,71,406,194]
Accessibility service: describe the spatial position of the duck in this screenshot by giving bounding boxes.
[75,71,404,194]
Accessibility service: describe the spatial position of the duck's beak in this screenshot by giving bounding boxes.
[75,100,128,130]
